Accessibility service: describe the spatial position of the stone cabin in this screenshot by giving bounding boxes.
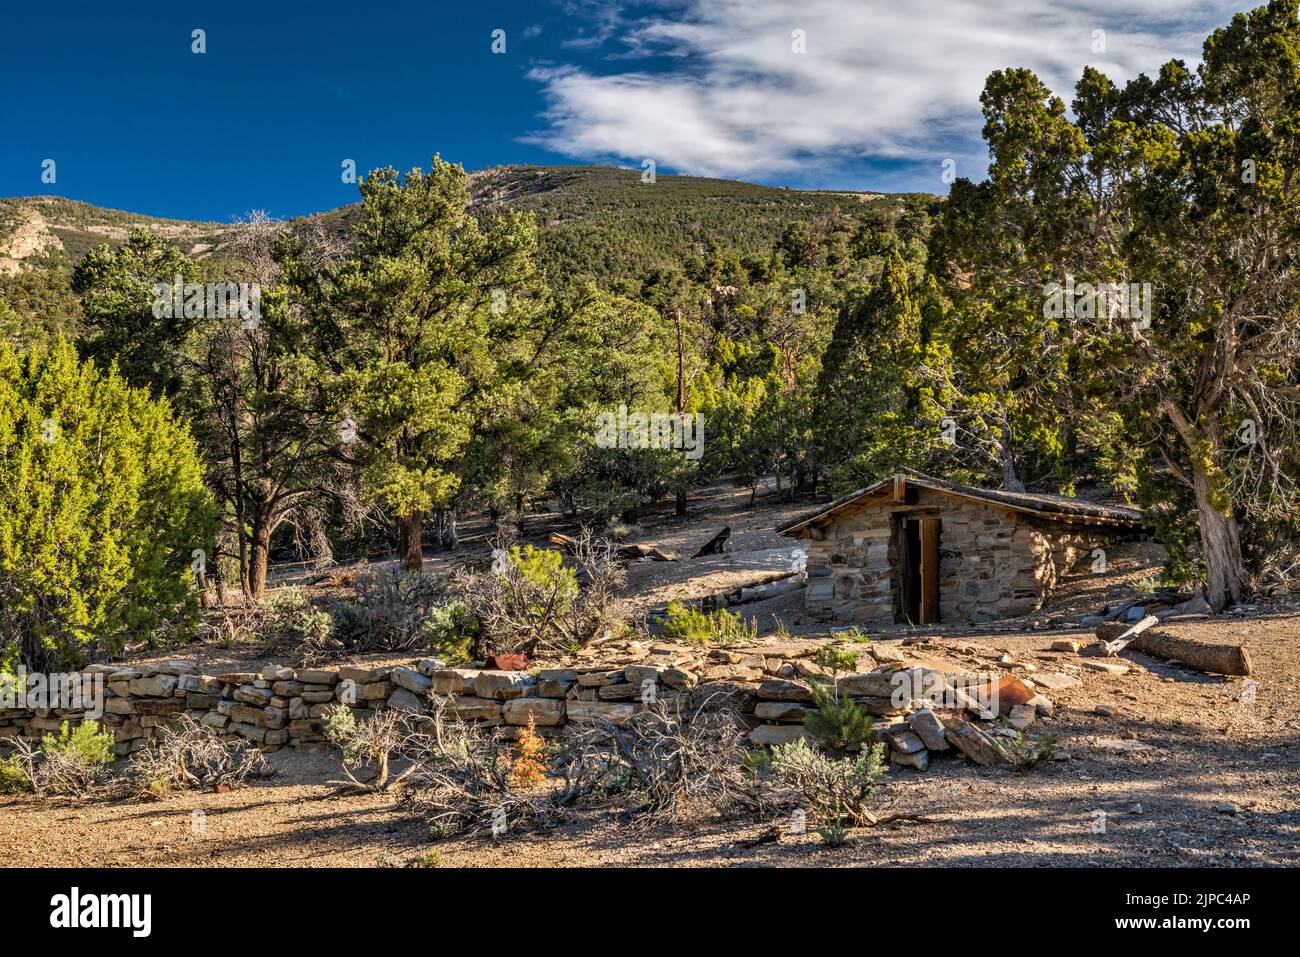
[778,472,1145,626]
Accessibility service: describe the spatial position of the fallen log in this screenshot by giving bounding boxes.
[547,532,677,561]
[620,542,678,562]
[691,526,731,558]
[1095,622,1252,676]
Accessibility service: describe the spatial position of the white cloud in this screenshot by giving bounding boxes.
[527,0,1246,187]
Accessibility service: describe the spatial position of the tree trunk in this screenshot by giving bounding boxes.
[1192,466,1244,612]
[999,425,1025,492]
[398,511,424,572]
[248,519,271,601]
[675,489,687,517]
[435,510,459,551]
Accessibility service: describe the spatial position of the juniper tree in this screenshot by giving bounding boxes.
[943,1,1300,609]
[0,339,215,670]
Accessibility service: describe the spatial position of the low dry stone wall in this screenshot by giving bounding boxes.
[0,641,1058,772]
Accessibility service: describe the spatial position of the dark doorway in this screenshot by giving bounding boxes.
[895,515,940,624]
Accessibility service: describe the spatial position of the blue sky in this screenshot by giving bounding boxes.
[0,0,1246,222]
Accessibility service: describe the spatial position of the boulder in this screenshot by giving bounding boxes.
[597,683,645,701]
[474,671,537,701]
[537,668,579,683]
[747,724,810,746]
[215,672,258,686]
[1051,639,1085,653]
[942,717,1008,767]
[1032,672,1082,692]
[564,700,636,726]
[660,667,697,691]
[884,727,926,754]
[415,658,446,677]
[127,674,179,698]
[1081,660,1130,675]
[445,696,503,722]
[753,701,813,722]
[757,679,813,702]
[430,669,479,696]
[1008,703,1036,730]
[1028,694,1055,717]
[835,672,895,698]
[869,643,908,665]
[905,708,948,751]
[288,717,325,738]
[104,697,136,716]
[537,679,573,699]
[295,669,339,686]
[234,686,274,706]
[338,665,387,684]
[229,704,267,726]
[131,698,184,716]
[387,687,426,714]
[623,664,665,686]
[391,667,433,695]
[890,747,930,771]
[502,698,565,727]
[576,670,625,687]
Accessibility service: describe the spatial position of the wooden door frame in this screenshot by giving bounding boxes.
[919,517,940,624]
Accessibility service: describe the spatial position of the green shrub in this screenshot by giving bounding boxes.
[511,545,578,611]
[41,720,115,767]
[770,737,886,832]
[659,600,757,645]
[329,602,371,644]
[262,588,332,648]
[0,752,31,793]
[814,645,861,675]
[804,680,875,752]
[1003,731,1058,770]
[423,600,479,664]
[0,338,217,670]
[453,536,626,658]
[352,570,442,650]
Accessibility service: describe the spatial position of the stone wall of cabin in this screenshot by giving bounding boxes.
[801,489,1115,625]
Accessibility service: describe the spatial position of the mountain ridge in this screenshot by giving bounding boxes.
[0,164,937,282]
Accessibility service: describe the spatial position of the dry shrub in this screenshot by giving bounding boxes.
[508,714,547,789]
[452,530,626,658]
[346,570,443,651]
[323,704,417,792]
[128,714,270,797]
[403,695,539,837]
[2,721,116,796]
[593,696,768,823]
[767,737,887,828]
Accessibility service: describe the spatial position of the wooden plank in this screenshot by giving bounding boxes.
[893,515,911,624]
[919,517,940,624]
[1097,615,1158,656]
[893,474,907,504]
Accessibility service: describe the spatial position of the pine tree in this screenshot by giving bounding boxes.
[282,157,545,571]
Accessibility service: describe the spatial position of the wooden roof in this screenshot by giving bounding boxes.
[778,471,1145,538]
